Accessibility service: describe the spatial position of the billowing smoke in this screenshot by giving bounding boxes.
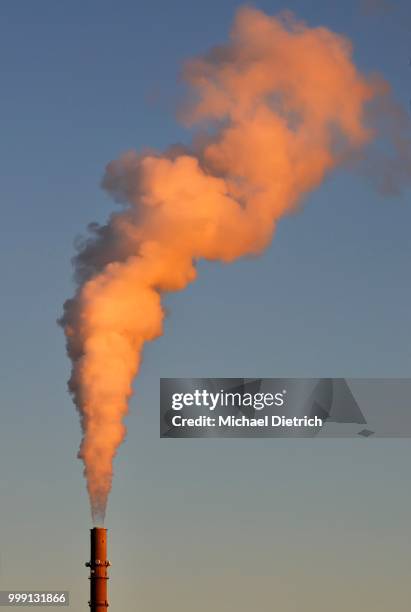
[60,7,383,523]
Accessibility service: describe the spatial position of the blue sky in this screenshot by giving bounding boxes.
[0,1,410,610]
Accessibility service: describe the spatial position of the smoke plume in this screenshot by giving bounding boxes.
[60,7,383,523]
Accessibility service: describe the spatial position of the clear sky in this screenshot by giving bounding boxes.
[0,1,410,610]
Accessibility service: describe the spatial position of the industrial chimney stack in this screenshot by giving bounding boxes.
[86,527,110,611]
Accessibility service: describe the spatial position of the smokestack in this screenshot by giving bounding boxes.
[86,527,110,611]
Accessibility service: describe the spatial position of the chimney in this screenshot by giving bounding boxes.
[86,527,110,611]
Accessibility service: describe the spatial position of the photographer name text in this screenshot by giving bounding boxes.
[171,415,323,428]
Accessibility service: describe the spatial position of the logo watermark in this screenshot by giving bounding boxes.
[160,378,411,438]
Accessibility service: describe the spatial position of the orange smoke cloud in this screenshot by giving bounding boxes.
[60,7,381,523]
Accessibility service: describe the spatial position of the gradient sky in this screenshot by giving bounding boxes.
[0,1,410,610]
